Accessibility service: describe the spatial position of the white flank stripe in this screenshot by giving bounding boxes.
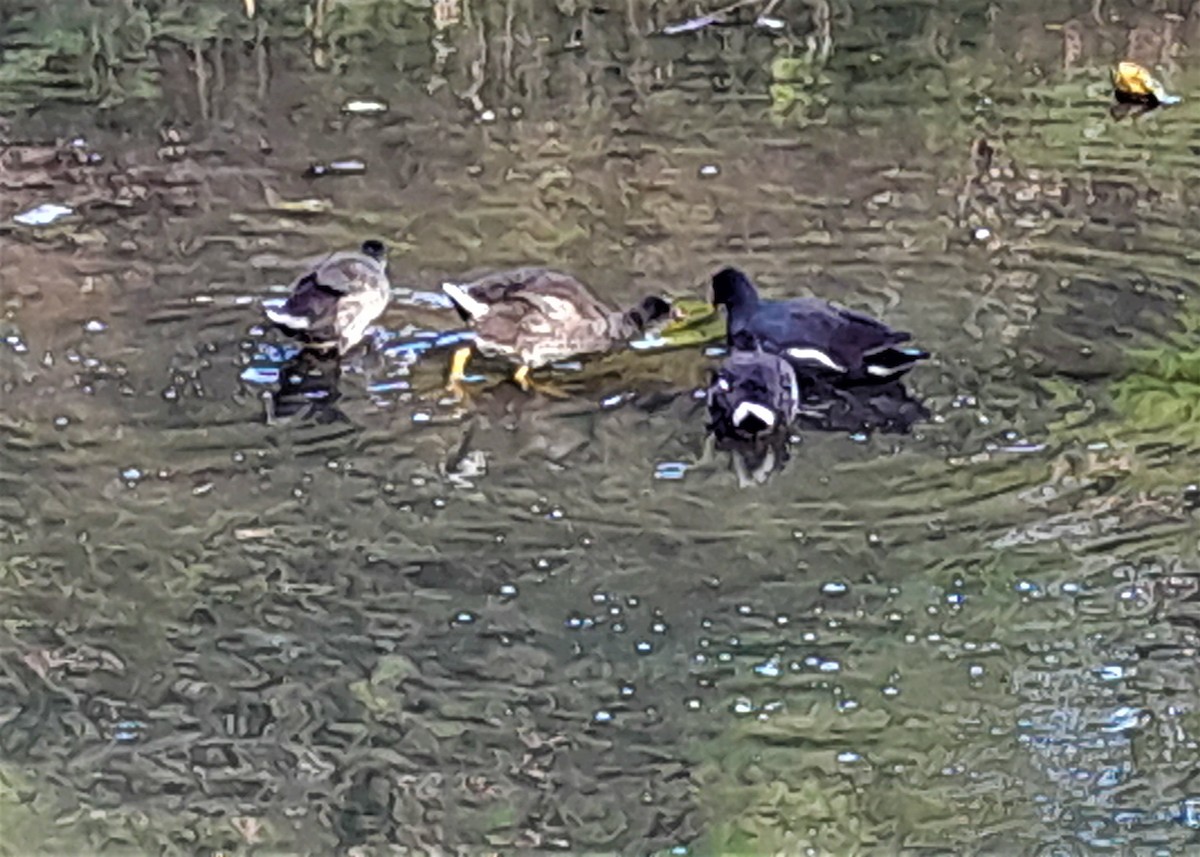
[785,347,845,373]
[732,402,776,429]
[265,308,312,330]
[442,282,490,319]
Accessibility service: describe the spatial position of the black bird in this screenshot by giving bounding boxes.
[711,267,928,383]
[707,345,799,439]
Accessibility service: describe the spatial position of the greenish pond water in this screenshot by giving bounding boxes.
[4,1,1200,854]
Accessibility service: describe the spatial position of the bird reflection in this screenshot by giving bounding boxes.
[264,350,347,425]
[712,432,793,487]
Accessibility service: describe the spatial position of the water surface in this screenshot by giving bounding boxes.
[4,1,1200,853]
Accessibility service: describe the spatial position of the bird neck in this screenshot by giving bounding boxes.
[613,303,653,338]
[615,310,642,337]
[731,283,759,314]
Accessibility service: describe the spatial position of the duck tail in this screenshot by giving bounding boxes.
[265,276,337,332]
[863,345,930,378]
[265,305,314,331]
[442,281,490,319]
[617,295,672,337]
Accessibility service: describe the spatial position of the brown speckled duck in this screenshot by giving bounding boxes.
[441,268,671,393]
[265,239,390,354]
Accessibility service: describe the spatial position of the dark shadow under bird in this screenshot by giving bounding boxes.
[793,376,929,435]
[265,239,390,354]
[711,267,929,384]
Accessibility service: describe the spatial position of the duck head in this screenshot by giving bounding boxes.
[625,295,674,330]
[361,239,387,267]
[711,267,760,315]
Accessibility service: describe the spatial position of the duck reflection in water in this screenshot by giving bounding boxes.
[264,349,347,425]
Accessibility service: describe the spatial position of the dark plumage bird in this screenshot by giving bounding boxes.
[441,268,672,393]
[707,346,799,439]
[711,267,928,383]
[265,240,390,354]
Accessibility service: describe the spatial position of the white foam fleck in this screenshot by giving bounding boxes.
[14,203,74,226]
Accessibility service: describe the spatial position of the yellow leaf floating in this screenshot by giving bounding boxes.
[1111,60,1181,107]
[631,297,723,351]
[262,185,333,214]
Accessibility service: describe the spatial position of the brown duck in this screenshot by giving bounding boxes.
[265,240,390,354]
[441,268,671,393]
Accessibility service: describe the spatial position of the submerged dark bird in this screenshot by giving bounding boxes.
[707,345,799,439]
[265,239,390,354]
[711,267,928,383]
[441,268,672,394]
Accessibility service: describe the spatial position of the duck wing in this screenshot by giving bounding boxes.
[738,297,917,378]
[477,270,606,314]
[509,275,616,358]
[312,252,379,295]
[446,269,616,364]
[266,272,342,335]
[444,268,563,322]
[515,285,609,325]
